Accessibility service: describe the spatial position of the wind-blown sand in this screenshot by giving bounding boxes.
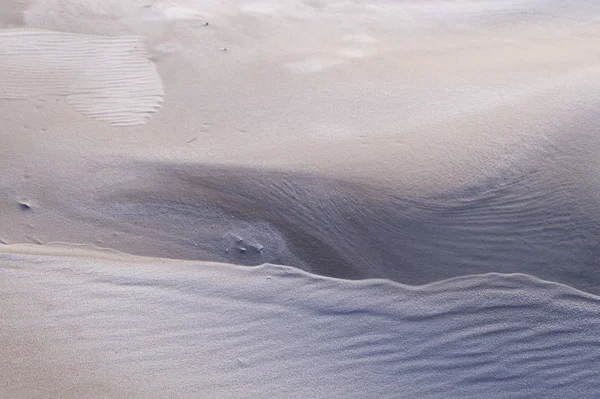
[2,250,599,398]
[0,29,163,125]
[2,0,600,397]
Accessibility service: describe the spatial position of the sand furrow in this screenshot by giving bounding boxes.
[1,252,598,398]
[0,28,163,126]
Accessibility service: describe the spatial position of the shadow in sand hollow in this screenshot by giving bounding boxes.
[71,162,600,295]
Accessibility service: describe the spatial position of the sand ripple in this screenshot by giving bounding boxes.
[1,252,598,398]
[0,29,163,126]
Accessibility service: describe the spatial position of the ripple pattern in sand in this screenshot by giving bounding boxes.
[0,29,163,126]
[1,254,599,398]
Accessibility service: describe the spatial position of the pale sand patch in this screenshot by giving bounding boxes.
[336,48,370,59]
[239,2,283,15]
[9,0,600,196]
[160,5,212,21]
[0,29,163,126]
[285,57,344,73]
[152,40,182,53]
[1,2,600,397]
[341,33,378,44]
[0,0,25,28]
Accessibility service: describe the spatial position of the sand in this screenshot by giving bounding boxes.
[0,29,163,125]
[2,249,600,398]
[2,0,600,397]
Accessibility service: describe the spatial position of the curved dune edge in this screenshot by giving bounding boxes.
[3,159,597,294]
[0,28,163,126]
[1,249,599,398]
[2,242,599,299]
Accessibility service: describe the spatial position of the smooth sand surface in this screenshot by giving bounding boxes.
[4,0,600,191]
[2,0,600,397]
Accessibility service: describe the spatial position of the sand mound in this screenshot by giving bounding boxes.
[1,251,599,398]
[2,1,600,396]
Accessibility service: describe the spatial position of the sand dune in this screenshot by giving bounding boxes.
[1,251,599,398]
[3,160,600,294]
[3,0,600,192]
[2,0,600,397]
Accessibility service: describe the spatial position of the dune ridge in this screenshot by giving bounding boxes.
[4,160,599,294]
[1,250,599,398]
[2,1,600,397]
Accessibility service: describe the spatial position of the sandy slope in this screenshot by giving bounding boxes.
[3,1,600,397]
[1,249,599,398]
[2,0,600,289]
[4,0,600,192]
[3,159,600,294]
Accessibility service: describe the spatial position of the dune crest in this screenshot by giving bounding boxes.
[1,251,599,398]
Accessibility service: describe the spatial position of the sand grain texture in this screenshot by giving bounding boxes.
[2,0,600,397]
[1,252,599,398]
[0,29,163,125]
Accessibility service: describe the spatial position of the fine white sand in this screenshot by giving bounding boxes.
[3,0,600,192]
[1,248,599,398]
[0,29,163,125]
[3,1,600,397]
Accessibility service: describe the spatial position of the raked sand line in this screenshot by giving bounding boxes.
[0,28,163,126]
